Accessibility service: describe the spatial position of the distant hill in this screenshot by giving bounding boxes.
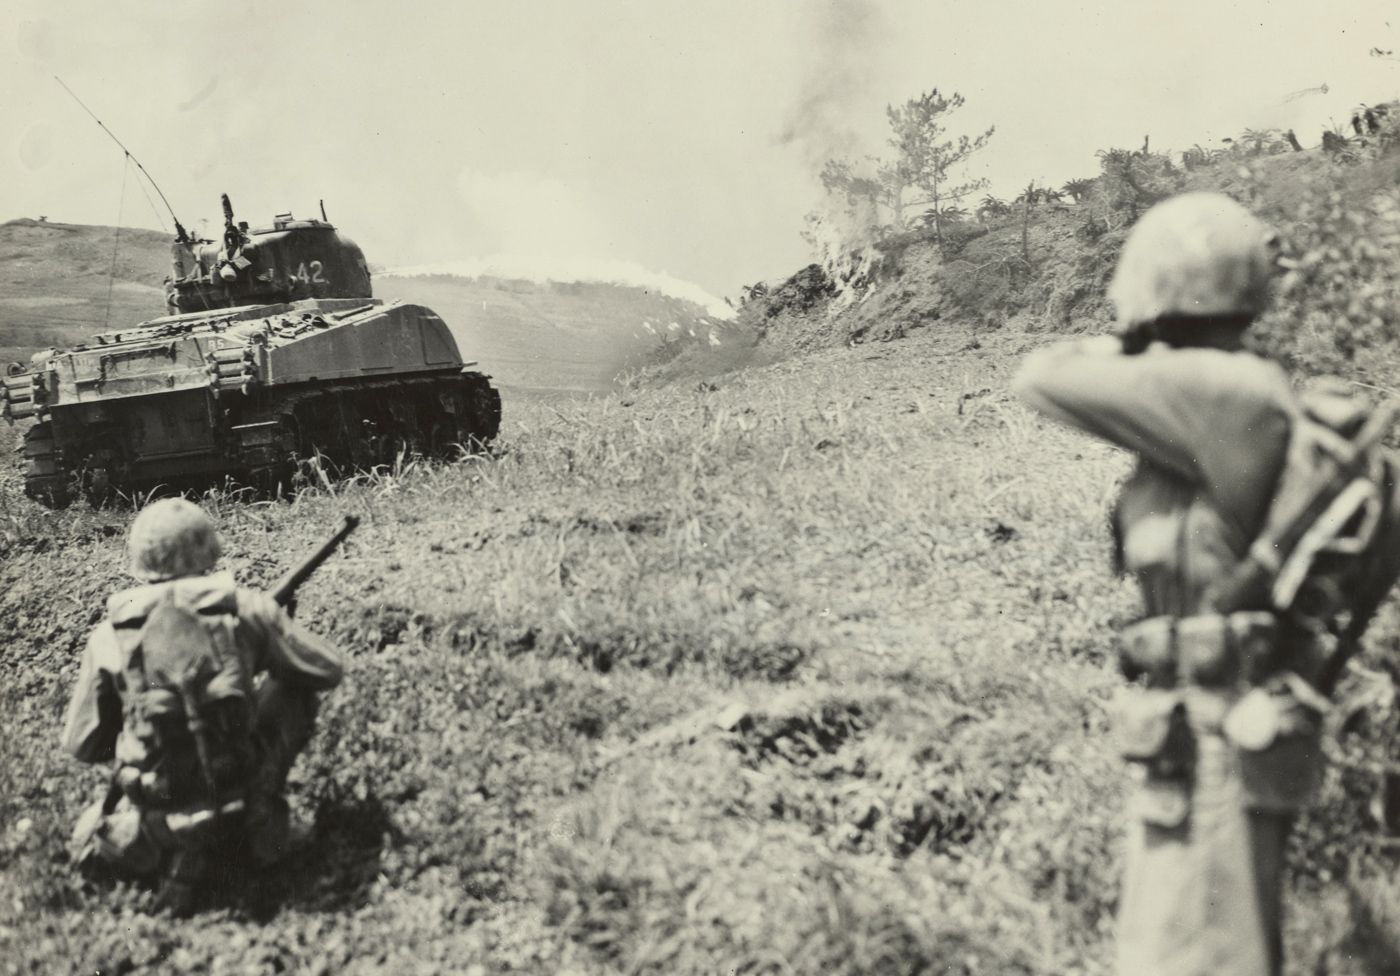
[0,218,735,393]
[0,218,170,364]
[374,272,732,392]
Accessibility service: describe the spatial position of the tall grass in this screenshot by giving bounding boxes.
[2,321,1397,973]
[0,326,1129,973]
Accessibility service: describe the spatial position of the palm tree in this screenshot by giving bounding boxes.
[1060,179,1094,204]
[977,195,1013,220]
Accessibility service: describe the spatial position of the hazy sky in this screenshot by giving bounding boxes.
[3,1,1397,301]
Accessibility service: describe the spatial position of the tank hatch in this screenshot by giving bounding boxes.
[166,193,372,314]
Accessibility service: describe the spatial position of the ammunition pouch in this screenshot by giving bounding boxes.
[1128,773,1193,829]
[1112,690,1196,828]
[116,760,247,814]
[1114,611,1331,821]
[1119,611,1280,687]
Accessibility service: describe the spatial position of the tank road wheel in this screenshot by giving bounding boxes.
[65,431,122,507]
[428,418,459,458]
[70,458,116,508]
[383,395,425,462]
[289,403,345,483]
[333,396,377,470]
[21,422,70,507]
[237,414,302,496]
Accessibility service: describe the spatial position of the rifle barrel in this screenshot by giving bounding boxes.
[271,515,360,606]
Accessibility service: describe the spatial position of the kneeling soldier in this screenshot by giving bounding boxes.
[62,498,344,915]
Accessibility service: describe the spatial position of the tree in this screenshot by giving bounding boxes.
[1180,145,1217,171]
[818,89,994,247]
[916,205,969,229]
[1238,128,1288,156]
[1018,180,1038,262]
[819,158,885,217]
[1092,146,1181,222]
[887,90,995,249]
[977,195,1014,220]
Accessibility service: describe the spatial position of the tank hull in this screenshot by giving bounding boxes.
[6,297,500,504]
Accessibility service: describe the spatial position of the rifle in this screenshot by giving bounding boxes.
[271,514,360,607]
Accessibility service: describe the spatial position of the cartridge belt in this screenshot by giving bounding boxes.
[1119,611,1281,688]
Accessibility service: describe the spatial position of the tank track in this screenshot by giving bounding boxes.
[18,371,501,505]
[239,372,502,480]
[19,422,68,506]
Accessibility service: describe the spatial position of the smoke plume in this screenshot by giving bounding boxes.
[777,0,891,172]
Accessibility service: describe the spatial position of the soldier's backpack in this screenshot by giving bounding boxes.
[117,589,256,815]
[1205,381,1400,691]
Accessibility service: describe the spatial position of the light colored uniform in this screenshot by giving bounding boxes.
[63,571,343,869]
[1015,339,1316,976]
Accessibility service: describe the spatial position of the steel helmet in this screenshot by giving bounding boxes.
[127,498,222,582]
[1108,192,1274,326]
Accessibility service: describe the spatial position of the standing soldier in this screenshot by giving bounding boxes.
[1013,192,1400,976]
[63,498,344,916]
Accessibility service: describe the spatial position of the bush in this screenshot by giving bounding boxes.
[1248,157,1400,378]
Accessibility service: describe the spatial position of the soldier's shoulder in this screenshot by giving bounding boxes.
[1170,348,1293,399]
[105,582,161,623]
[232,586,280,622]
[83,618,125,671]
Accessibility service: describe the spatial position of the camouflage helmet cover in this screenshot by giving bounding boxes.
[127,498,222,582]
[1109,192,1274,326]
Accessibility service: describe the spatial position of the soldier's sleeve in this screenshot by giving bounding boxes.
[236,589,344,691]
[60,624,124,763]
[1013,339,1294,537]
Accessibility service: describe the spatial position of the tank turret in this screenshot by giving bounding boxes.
[3,195,500,505]
[167,194,373,313]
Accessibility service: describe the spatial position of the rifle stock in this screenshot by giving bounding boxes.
[271,515,360,607]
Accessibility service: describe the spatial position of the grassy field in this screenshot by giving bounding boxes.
[4,319,1400,975]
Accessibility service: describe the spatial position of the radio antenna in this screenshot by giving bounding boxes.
[55,76,186,235]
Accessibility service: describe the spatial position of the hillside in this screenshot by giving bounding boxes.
[373,273,735,394]
[0,218,170,363]
[7,322,1400,975]
[4,123,1400,974]
[731,133,1400,387]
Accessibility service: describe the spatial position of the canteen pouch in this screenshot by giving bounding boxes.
[1114,689,1196,828]
[71,803,163,876]
[1228,673,1329,812]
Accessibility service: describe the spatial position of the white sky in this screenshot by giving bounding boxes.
[3,0,1397,300]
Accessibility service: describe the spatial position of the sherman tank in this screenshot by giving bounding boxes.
[2,194,500,504]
